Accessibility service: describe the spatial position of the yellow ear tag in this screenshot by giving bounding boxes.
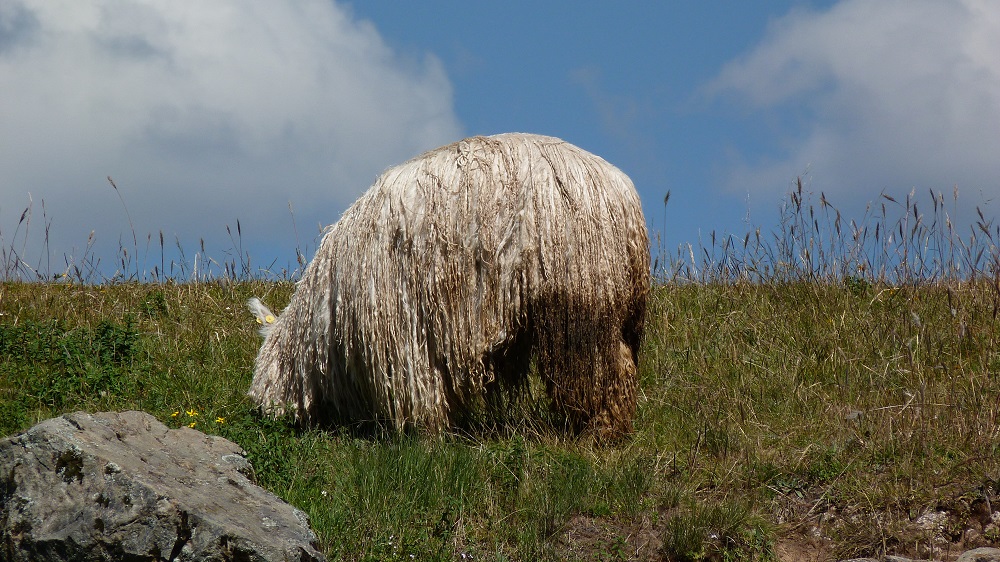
[256,317,263,324]
[265,315,275,324]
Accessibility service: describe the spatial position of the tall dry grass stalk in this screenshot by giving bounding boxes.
[659,178,1000,284]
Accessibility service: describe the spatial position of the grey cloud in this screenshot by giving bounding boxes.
[707,0,1000,217]
[0,0,462,279]
[0,3,39,53]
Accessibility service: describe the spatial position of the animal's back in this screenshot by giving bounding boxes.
[250,133,649,436]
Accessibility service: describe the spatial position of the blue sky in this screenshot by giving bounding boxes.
[347,2,844,245]
[1,1,998,279]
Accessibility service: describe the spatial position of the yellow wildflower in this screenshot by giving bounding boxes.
[188,422,197,428]
[171,411,179,418]
[216,417,225,424]
[186,409,198,417]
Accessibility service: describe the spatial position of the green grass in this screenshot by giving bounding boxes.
[2,184,1000,560]
[4,280,997,559]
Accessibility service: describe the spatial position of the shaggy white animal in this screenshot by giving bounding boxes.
[249,133,650,437]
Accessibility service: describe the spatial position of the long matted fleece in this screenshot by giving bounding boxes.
[249,133,649,437]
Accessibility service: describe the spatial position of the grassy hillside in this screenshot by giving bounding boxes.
[2,277,998,561]
[2,184,999,560]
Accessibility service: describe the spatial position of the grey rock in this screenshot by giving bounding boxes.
[838,548,1000,562]
[0,410,325,561]
[957,547,1000,562]
[837,556,922,562]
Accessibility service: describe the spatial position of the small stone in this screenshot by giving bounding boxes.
[964,527,983,545]
[914,510,949,532]
[956,547,1000,562]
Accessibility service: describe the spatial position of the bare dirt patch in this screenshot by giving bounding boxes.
[556,514,662,561]
[550,489,999,562]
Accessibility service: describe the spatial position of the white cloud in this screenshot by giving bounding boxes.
[707,0,1000,214]
[0,0,461,279]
